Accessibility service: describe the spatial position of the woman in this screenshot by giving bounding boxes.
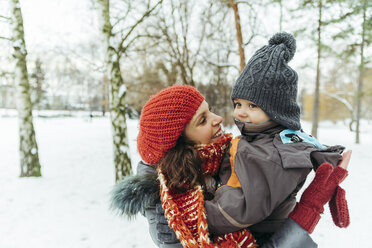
[112,85,351,247]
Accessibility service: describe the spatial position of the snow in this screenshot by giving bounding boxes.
[118,84,127,99]
[0,114,371,248]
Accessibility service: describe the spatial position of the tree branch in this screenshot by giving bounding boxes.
[322,91,353,112]
[200,53,240,72]
[0,36,12,41]
[0,15,11,20]
[111,5,131,28]
[121,34,151,54]
[117,0,163,55]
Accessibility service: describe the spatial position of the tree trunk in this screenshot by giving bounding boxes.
[101,75,109,116]
[279,0,283,31]
[355,0,367,144]
[311,0,322,138]
[230,0,245,72]
[10,0,41,177]
[98,0,132,181]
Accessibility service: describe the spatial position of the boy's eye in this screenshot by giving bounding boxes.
[234,102,241,108]
[249,104,257,108]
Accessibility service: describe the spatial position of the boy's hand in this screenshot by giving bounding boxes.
[328,150,351,228]
[289,151,351,233]
[339,150,351,170]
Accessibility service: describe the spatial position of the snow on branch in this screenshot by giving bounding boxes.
[322,91,353,112]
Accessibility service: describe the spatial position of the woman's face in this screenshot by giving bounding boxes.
[184,101,224,145]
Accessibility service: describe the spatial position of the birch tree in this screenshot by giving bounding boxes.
[97,0,162,181]
[10,0,41,177]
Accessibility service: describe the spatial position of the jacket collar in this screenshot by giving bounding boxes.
[234,119,284,139]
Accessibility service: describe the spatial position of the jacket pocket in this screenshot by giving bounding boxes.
[273,134,315,169]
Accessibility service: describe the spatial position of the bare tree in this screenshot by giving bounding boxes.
[355,0,369,143]
[320,0,371,142]
[145,0,208,86]
[297,0,328,138]
[229,0,246,72]
[97,0,162,181]
[10,0,41,177]
[30,58,46,110]
[311,0,323,138]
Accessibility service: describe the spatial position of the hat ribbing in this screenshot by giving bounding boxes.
[137,85,204,165]
[231,32,301,130]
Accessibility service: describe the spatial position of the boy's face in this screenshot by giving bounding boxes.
[233,98,270,124]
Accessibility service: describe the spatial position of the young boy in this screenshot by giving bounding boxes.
[204,32,345,244]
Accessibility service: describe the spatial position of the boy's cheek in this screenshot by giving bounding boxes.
[232,110,239,120]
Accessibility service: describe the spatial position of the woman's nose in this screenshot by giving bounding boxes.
[212,114,223,126]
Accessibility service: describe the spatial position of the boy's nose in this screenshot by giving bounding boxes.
[237,109,248,118]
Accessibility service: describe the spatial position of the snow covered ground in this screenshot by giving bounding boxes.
[0,113,371,248]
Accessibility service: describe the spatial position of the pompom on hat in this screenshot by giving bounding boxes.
[137,85,204,165]
[231,32,301,130]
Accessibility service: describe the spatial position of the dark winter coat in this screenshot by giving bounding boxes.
[111,161,318,247]
[205,122,344,237]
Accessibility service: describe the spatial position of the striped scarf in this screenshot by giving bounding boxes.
[158,133,258,248]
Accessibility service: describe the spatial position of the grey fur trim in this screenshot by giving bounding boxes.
[110,173,160,217]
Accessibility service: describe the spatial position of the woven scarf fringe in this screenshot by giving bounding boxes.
[158,169,257,248]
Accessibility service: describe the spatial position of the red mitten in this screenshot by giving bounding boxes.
[289,163,348,233]
[329,186,350,228]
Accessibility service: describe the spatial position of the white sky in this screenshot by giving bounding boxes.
[0,0,368,93]
[19,0,99,52]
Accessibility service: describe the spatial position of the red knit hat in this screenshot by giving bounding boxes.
[137,85,204,165]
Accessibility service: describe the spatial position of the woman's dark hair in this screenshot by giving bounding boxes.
[158,134,205,193]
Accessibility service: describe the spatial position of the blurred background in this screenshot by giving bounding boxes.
[0,0,371,247]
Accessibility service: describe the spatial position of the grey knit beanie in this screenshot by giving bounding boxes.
[231,32,301,130]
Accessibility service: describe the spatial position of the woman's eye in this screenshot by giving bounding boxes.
[200,117,206,124]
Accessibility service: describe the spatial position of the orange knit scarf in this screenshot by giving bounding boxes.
[196,134,232,175]
[158,133,258,248]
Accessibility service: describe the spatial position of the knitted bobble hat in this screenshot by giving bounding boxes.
[137,85,204,165]
[231,32,301,130]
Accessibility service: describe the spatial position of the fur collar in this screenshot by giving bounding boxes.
[110,173,159,217]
